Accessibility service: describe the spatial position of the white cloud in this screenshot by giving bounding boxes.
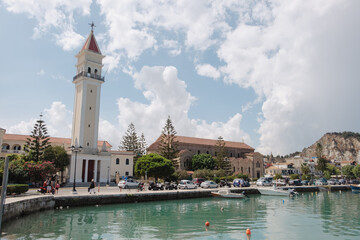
[218,0,360,155]
[113,65,249,146]
[37,69,45,75]
[3,0,91,50]
[6,101,72,138]
[196,64,220,79]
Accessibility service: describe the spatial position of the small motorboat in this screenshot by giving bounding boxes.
[258,185,298,196]
[350,184,360,193]
[211,189,247,199]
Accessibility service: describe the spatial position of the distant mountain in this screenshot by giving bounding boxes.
[300,132,360,161]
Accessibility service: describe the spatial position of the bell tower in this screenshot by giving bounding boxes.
[71,25,105,154]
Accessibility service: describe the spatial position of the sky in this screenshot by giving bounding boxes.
[0,0,359,156]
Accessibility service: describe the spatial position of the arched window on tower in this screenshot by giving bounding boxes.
[126,159,129,165]
[256,162,260,168]
[88,67,91,73]
[116,158,119,165]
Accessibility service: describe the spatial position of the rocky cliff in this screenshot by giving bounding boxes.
[300,132,360,161]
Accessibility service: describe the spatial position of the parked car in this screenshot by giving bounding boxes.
[315,178,328,185]
[273,180,286,186]
[148,181,164,190]
[339,179,347,185]
[200,181,218,188]
[289,179,302,186]
[233,178,250,187]
[256,177,272,186]
[301,180,309,186]
[327,179,340,185]
[118,179,139,189]
[192,178,205,186]
[219,180,232,188]
[164,182,177,190]
[179,180,198,189]
[349,179,360,184]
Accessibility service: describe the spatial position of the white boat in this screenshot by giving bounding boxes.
[258,186,298,196]
[211,189,247,199]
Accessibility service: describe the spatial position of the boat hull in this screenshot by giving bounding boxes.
[211,190,246,199]
[258,188,291,196]
[350,185,360,193]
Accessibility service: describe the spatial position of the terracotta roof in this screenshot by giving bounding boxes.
[3,133,112,148]
[81,31,101,54]
[148,135,254,151]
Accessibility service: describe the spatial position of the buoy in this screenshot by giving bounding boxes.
[59,206,63,210]
[205,221,210,227]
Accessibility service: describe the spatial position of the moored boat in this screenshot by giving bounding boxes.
[258,186,298,196]
[350,184,360,193]
[211,189,247,199]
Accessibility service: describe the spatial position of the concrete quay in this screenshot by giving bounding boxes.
[2,185,351,223]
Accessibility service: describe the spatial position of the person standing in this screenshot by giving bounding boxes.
[55,181,60,194]
[89,179,96,194]
[46,178,52,194]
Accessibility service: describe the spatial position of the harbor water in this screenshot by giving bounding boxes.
[2,191,360,239]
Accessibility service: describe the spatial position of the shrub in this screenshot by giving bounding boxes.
[290,174,300,180]
[0,184,29,195]
[252,178,258,182]
[235,173,249,180]
[213,176,220,183]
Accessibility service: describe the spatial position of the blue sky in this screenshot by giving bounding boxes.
[1,0,359,155]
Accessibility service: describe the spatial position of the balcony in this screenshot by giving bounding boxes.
[73,71,105,82]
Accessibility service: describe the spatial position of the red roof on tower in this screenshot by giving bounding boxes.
[81,30,101,54]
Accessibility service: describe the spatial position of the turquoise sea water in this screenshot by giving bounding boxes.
[2,191,360,240]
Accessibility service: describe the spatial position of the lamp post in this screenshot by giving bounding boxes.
[71,145,82,193]
[107,166,110,185]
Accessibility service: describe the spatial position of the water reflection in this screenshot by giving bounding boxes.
[2,192,360,239]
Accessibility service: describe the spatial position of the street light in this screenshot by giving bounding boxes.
[71,145,82,193]
[107,166,110,185]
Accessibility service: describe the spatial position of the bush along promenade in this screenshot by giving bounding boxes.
[0,184,29,195]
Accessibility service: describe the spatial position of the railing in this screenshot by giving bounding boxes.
[73,71,105,81]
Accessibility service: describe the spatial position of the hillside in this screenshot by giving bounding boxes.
[300,132,360,161]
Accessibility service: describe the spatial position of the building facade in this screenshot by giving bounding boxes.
[148,135,264,179]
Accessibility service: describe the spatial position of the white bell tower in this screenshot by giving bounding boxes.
[71,25,105,154]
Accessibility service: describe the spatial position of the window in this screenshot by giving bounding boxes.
[206,151,209,154]
[215,152,217,156]
[116,158,119,165]
[87,142,89,146]
[90,89,92,93]
[89,107,91,110]
[238,153,240,157]
[126,158,129,165]
[125,171,129,176]
[95,69,98,75]
[230,152,233,157]
[88,67,91,73]
[241,167,243,173]
[233,167,235,172]
[88,124,90,128]
[248,167,250,173]
[256,162,260,168]
[198,150,200,154]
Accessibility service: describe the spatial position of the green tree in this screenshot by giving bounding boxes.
[274,173,283,180]
[301,163,310,175]
[119,123,140,154]
[7,154,29,183]
[192,154,215,170]
[352,165,360,178]
[290,174,300,180]
[24,114,51,162]
[135,153,175,182]
[342,165,355,179]
[158,116,178,164]
[139,133,147,156]
[326,163,340,176]
[215,136,229,171]
[43,146,70,182]
[173,169,189,181]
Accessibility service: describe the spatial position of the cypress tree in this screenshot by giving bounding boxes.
[24,114,51,162]
[159,116,178,165]
[215,136,230,172]
[119,123,140,155]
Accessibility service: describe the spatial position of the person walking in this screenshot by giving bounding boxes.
[89,179,96,194]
